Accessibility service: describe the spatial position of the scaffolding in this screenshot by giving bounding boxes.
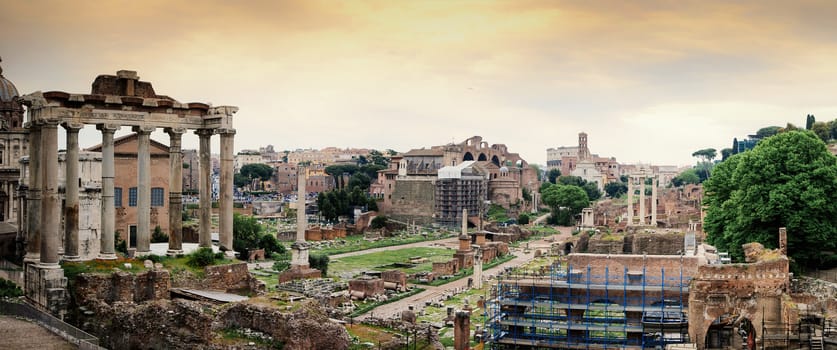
[486,262,691,349]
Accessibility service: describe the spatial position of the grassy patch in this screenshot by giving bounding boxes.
[63,254,237,281]
[0,278,23,298]
[314,232,454,256]
[219,327,284,349]
[330,247,453,280]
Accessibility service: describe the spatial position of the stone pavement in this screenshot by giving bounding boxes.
[0,316,77,350]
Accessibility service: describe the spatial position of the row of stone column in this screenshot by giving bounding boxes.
[24,122,236,266]
[626,174,658,226]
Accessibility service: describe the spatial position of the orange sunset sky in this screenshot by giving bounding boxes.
[2,0,837,166]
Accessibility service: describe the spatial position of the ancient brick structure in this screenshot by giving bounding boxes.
[348,277,385,299]
[304,225,348,241]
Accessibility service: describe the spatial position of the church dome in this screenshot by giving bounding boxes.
[0,61,19,103]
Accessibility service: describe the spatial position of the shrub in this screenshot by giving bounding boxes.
[151,226,168,243]
[0,278,23,298]
[258,234,285,256]
[518,213,530,225]
[187,247,221,267]
[115,232,128,255]
[272,260,290,272]
[309,253,329,277]
[370,215,388,229]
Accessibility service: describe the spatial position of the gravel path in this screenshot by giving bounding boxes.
[0,316,77,350]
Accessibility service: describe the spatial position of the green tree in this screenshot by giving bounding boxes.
[703,131,837,269]
[806,114,816,130]
[368,150,389,167]
[234,173,250,189]
[671,169,701,187]
[151,225,168,243]
[370,215,388,229]
[811,121,830,142]
[258,234,285,256]
[557,176,585,187]
[240,164,274,183]
[547,168,561,184]
[691,148,717,163]
[541,185,589,226]
[582,182,602,201]
[348,172,372,191]
[233,213,263,254]
[756,126,782,139]
[604,182,627,198]
[518,213,530,225]
[720,148,733,161]
[829,119,837,140]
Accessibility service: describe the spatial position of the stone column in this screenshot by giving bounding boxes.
[98,124,120,259]
[651,176,658,226]
[196,129,213,248]
[165,128,185,256]
[24,123,41,263]
[473,246,483,289]
[461,208,468,236]
[39,121,60,266]
[638,175,646,226]
[62,123,83,261]
[626,176,633,226]
[133,126,154,255]
[219,129,235,256]
[296,166,307,242]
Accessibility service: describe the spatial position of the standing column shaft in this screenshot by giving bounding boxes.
[626,176,633,226]
[63,124,82,260]
[196,129,213,248]
[461,208,468,236]
[296,165,306,242]
[651,176,658,226]
[134,126,154,254]
[638,176,646,225]
[219,129,235,253]
[39,122,59,266]
[25,124,41,262]
[165,128,185,255]
[98,124,119,259]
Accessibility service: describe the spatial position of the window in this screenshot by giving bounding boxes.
[151,187,164,207]
[114,187,123,207]
[128,187,137,207]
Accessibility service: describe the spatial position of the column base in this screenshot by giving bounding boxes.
[23,253,41,264]
[135,250,152,257]
[166,249,184,257]
[62,255,82,262]
[36,262,61,269]
[223,250,237,258]
[97,253,118,260]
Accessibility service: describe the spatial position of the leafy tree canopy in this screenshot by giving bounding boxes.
[691,148,717,163]
[604,181,627,198]
[547,168,561,184]
[671,168,701,187]
[703,130,837,270]
[756,126,782,139]
[541,184,589,226]
[240,163,274,181]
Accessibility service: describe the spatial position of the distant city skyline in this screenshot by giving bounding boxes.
[2,0,836,166]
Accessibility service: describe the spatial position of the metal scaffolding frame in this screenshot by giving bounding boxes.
[486,262,691,349]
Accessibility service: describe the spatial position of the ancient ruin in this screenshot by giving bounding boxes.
[279,165,321,282]
[18,70,238,314]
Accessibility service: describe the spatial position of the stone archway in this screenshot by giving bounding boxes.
[463,152,474,161]
[491,155,500,166]
[477,153,487,161]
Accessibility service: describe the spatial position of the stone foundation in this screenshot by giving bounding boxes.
[278,265,321,283]
[24,263,67,318]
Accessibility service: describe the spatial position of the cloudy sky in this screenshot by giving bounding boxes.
[2,0,836,166]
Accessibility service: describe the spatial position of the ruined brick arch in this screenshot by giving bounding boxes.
[477,153,487,161]
[491,155,500,166]
[463,152,474,161]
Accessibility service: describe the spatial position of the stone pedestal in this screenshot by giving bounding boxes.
[454,310,471,350]
[279,241,321,282]
[24,263,67,318]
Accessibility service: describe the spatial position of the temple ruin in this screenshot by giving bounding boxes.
[18,70,238,314]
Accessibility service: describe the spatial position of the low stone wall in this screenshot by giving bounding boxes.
[74,270,170,305]
[219,302,350,350]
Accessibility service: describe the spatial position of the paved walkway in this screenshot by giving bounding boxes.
[0,316,77,350]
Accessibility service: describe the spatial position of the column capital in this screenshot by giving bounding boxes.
[132,125,156,134]
[217,128,236,135]
[61,122,84,132]
[195,128,215,137]
[96,123,121,133]
[164,127,187,136]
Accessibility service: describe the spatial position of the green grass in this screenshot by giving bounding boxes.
[314,232,454,256]
[62,254,237,281]
[329,247,453,280]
